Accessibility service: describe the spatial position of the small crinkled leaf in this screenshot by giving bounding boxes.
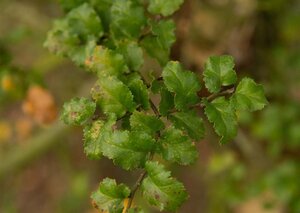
[151,20,176,50]
[203,55,237,93]
[61,97,96,125]
[148,0,184,16]
[83,115,116,159]
[130,111,164,135]
[91,178,130,213]
[159,86,174,116]
[70,39,97,66]
[126,73,150,109]
[158,127,198,165]
[162,61,201,110]
[142,161,188,211]
[231,77,268,112]
[116,40,144,71]
[85,46,128,77]
[141,20,176,65]
[170,110,205,141]
[44,3,103,66]
[90,0,114,31]
[204,97,237,144]
[65,3,103,40]
[101,130,155,170]
[91,76,136,118]
[110,0,146,39]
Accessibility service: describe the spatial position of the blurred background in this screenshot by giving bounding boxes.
[0,0,299,212]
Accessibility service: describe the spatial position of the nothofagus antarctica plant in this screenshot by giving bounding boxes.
[45,0,267,212]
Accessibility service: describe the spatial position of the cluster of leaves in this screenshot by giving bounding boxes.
[45,0,267,212]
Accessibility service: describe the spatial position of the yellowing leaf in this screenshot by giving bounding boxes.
[91,178,130,213]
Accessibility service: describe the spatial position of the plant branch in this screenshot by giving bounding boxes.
[140,75,161,117]
[205,87,235,103]
[150,99,160,117]
[125,170,147,212]
[125,152,155,212]
[124,75,159,211]
[168,87,235,114]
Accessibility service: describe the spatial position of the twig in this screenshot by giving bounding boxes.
[150,99,160,117]
[125,152,155,212]
[125,170,148,212]
[205,87,235,102]
[140,75,160,117]
[168,87,235,114]
[124,74,160,211]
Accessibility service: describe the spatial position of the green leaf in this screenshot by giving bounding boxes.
[91,178,130,213]
[83,115,116,159]
[204,97,237,144]
[126,73,150,109]
[70,40,97,67]
[170,110,205,141]
[116,40,144,71]
[130,111,164,135]
[44,3,103,66]
[203,55,237,93]
[142,161,188,211]
[159,86,175,116]
[110,0,146,39]
[90,0,114,31]
[84,115,155,169]
[61,97,96,125]
[162,61,201,110]
[141,20,176,65]
[101,130,155,170]
[231,77,268,111]
[85,46,128,78]
[65,3,103,39]
[158,127,198,165]
[91,76,136,118]
[148,0,184,16]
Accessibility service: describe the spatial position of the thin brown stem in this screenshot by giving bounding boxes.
[123,75,161,212]
[150,99,160,117]
[140,75,161,117]
[205,87,235,103]
[125,170,147,211]
[168,87,235,114]
[125,153,155,212]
